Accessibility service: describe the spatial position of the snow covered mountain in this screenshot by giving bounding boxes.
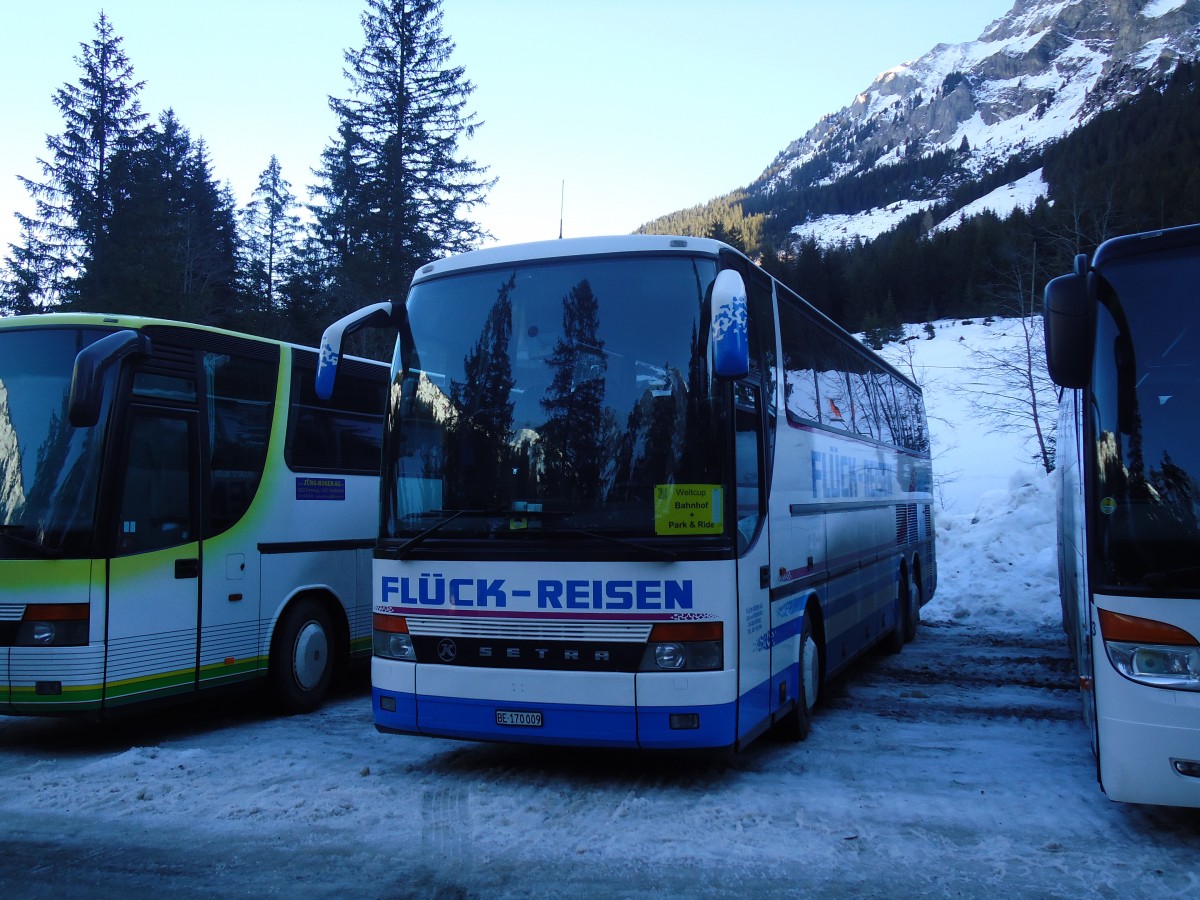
[759,0,1200,246]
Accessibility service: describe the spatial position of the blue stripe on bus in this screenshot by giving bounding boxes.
[373,688,738,749]
[764,565,897,653]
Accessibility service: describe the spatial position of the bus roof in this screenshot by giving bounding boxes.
[411,234,733,284]
[1092,222,1200,270]
[1,311,292,345]
[0,312,384,365]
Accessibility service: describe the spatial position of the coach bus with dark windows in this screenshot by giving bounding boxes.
[0,314,386,718]
[1046,222,1200,806]
[318,235,935,749]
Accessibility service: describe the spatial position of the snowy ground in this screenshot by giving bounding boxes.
[2,319,1199,897]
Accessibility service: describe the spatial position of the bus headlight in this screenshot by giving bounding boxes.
[653,643,686,670]
[16,604,89,647]
[640,622,723,672]
[1105,642,1200,689]
[373,613,415,661]
[1099,609,1200,691]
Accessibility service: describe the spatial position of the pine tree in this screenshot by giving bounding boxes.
[312,0,493,311]
[240,156,301,322]
[309,121,375,317]
[84,111,239,324]
[10,12,146,306]
[1,220,56,314]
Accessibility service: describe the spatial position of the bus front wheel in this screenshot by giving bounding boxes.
[778,613,820,742]
[271,597,335,714]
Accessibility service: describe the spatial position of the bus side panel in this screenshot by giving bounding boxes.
[918,500,937,606]
[198,529,265,687]
[104,542,203,707]
[350,547,374,658]
[736,537,773,744]
[820,557,898,678]
[766,419,826,729]
[252,432,378,665]
[260,549,358,648]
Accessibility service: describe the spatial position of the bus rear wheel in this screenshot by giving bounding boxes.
[884,574,909,654]
[904,574,922,643]
[271,597,335,714]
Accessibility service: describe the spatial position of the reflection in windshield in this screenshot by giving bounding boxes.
[1091,247,1200,590]
[381,255,725,543]
[0,328,113,558]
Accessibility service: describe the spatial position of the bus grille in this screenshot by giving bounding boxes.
[404,616,652,642]
[0,604,24,622]
[896,504,918,544]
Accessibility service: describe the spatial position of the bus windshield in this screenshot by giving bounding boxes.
[1091,246,1200,591]
[0,327,114,559]
[381,254,727,546]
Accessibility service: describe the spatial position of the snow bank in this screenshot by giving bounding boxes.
[929,468,1060,632]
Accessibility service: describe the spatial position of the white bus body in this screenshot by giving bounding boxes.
[321,235,935,749]
[1047,223,1200,806]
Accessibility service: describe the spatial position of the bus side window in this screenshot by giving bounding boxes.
[117,413,195,555]
[846,358,877,440]
[816,343,850,431]
[287,365,386,474]
[779,302,821,424]
[870,370,897,446]
[205,353,276,538]
[734,381,765,552]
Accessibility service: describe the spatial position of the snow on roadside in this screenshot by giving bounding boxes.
[929,467,1060,631]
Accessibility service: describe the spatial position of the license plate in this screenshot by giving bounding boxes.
[496,709,543,727]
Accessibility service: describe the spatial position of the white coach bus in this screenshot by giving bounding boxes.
[1046,222,1200,806]
[0,314,386,718]
[319,235,935,749]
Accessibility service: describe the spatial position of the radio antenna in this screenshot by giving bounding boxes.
[558,180,564,239]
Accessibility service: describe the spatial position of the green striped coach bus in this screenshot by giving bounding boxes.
[0,314,386,718]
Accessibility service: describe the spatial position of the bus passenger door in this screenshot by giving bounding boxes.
[105,408,201,707]
[734,381,772,741]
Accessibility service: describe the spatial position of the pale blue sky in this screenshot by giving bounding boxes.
[0,1,1014,256]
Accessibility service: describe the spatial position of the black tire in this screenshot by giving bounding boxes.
[883,574,907,655]
[271,597,335,714]
[777,613,820,742]
[904,574,922,643]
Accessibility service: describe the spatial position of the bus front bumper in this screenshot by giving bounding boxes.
[372,658,737,749]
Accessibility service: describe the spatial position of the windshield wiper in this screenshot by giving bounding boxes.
[391,509,508,558]
[1142,565,1200,589]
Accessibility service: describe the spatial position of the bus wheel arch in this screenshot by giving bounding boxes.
[269,590,348,713]
[777,597,824,742]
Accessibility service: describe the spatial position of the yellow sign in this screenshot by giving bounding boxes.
[654,484,724,536]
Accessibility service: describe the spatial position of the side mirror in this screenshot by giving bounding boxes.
[68,330,151,427]
[711,269,749,379]
[316,301,396,400]
[1043,254,1095,389]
